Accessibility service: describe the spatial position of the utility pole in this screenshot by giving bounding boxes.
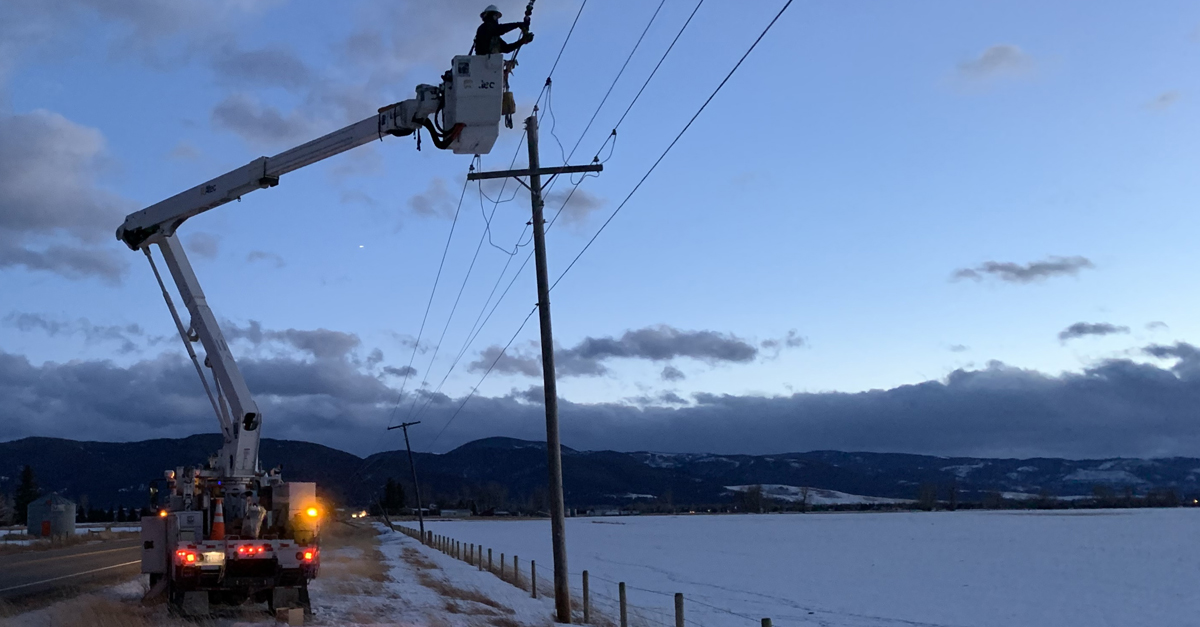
[386,420,425,538]
[468,111,602,623]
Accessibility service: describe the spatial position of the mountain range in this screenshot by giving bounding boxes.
[1,435,1196,510]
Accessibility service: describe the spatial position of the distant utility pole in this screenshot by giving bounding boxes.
[468,111,602,624]
[386,420,425,538]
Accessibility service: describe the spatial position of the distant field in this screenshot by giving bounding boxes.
[423,509,1198,627]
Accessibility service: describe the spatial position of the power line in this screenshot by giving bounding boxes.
[415,1,709,434]
[423,0,793,433]
[385,173,470,429]
[409,164,593,428]
[594,0,705,159]
[552,0,793,292]
[565,0,666,164]
[402,1,599,436]
[535,0,589,109]
[426,305,538,448]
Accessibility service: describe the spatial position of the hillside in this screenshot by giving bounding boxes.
[1,435,1196,510]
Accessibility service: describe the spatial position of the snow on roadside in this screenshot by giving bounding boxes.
[309,522,556,626]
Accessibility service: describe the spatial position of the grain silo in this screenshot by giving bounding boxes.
[26,493,76,538]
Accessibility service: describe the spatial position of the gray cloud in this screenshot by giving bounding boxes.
[223,320,361,360]
[246,250,286,268]
[760,330,804,353]
[472,344,542,378]
[408,177,459,218]
[545,187,605,227]
[0,0,282,85]
[949,344,969,353]
[1058,322,1130,342]
[340,190,378,206]
[211,44,312,91]
[1145,91,1181,110]
[0,110,131,282]
[661,365,685,382]
[957,44,1033,80]
[470,326,762,379]
[5,312,160,353]
[1147,321,1169,331]
[212,93,319,147]
[167,141,201,161]
[383,365,418,378]
[572,326,758,363]
[186,232,220,260]
[952,256,1094,284]
[10,341,1200,459]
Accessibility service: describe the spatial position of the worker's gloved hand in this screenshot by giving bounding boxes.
[522,31,534,44]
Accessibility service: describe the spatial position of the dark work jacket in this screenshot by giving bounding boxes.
[474,21,524,55]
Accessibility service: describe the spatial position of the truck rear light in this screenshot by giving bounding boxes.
[298,550,316,562]
[176,549,198,564]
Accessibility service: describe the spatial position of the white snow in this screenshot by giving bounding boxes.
[939,462,987,478]
[309,523,560,626]
[725,484,911,505]
[1062,469,1146,484]
[419,509,1200,627]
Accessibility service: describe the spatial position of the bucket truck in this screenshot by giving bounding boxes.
[123,54,505,616]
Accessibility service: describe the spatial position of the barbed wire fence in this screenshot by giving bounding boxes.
[389,522,773,627]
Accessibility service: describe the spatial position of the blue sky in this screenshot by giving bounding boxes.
[3,1,1200,458]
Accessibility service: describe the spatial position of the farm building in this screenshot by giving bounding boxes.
[26,493,76,538]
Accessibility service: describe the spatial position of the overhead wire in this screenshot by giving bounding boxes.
[543,0,667,199]
[384,173,471,429]
[426,305,539,447]
[399,159,494,424]
[423,0,793,437]
[551,0,794,292]
[534,0,589,109]
[416,0,706,439]
[399,0,591,428]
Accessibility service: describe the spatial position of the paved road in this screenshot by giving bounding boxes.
[0,539,141,600]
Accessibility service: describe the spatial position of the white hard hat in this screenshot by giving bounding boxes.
[481,4,502,18]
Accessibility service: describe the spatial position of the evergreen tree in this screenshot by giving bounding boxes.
[382,478,406,515]
[14,465,39,525]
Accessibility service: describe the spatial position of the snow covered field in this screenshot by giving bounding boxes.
[421,509,1199,627]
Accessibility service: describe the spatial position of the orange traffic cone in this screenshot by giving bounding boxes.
[211,498,225,540]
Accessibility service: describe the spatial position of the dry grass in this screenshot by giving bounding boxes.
[0,594,219,627]
[317,521,392,596]
[401,546,440,571]
[416,572,508,610]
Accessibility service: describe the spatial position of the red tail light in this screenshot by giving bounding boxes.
[298,549,316,562]
[176,549,198,564]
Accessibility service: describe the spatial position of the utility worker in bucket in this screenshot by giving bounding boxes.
[474,4,534,55]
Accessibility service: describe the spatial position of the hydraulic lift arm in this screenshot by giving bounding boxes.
[117,55,505,479]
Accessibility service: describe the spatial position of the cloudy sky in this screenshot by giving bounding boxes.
[3,0,1200,459]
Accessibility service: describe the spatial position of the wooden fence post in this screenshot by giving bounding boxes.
[619,582,627,627]
[501,553,506,580]
[531,560,537,598]
[478,546,483,571]
[583,570,590,623]
[488,548,493,572]
[762,620,773,627]
[469,543,474,565]
[514,555,519,588]
[675,593,684,627]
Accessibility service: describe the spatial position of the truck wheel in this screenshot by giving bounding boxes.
[301,584,312,616]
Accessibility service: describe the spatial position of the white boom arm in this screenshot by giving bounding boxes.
[118,55,504,479]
